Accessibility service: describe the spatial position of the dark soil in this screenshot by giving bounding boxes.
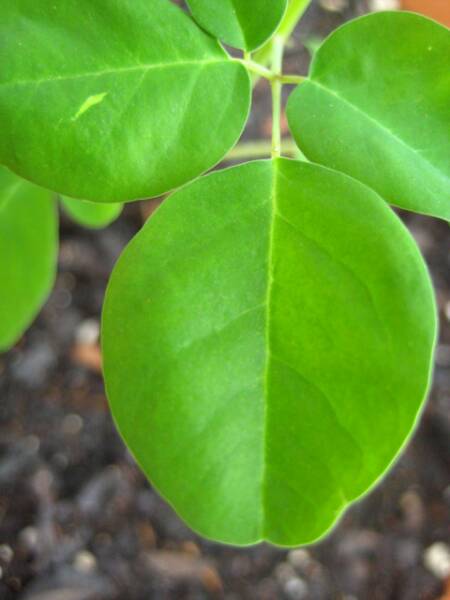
[1,2,449,599]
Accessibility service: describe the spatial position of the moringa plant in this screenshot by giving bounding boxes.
[1,0,449,546]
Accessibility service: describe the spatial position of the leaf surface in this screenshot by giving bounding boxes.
[186,0,287,51]
[61,196,122,229]
[102,159,436,546]
[0,0,250,202]
[0,168,57,351]
[287,12,450,220]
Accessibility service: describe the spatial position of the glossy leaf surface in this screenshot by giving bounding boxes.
[0,0,250,202]
[0,168,57,351]
[103,159,436,546]
[186,0,287,51]
[61,196,122,229]
[287,12,450,220]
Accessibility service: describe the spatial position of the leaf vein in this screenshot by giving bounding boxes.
[1,59,228,88]
[309,79,450,186]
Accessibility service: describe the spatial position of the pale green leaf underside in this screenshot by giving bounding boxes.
[61,196,123,229]
[0,0,250,203]
[287,12,450,220]
[186,0,287,51]
[0,167,57,351]
[102,159,436,546]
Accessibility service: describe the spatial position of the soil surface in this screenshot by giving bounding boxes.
[1,2,449,599]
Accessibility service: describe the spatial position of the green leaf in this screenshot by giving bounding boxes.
[61,196,122,229]
[0,0,251,203]
[0,167,58,351]
[102,159,436,546]
[186,0,288,51]
[287,12,450,221]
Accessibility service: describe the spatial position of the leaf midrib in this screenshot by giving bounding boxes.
[0,58,228,88]
[260,160,279,539]
[309,78,450,187]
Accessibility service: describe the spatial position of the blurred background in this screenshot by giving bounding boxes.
[1,1,449,598]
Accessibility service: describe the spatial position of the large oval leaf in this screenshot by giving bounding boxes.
[0,0,250,203]
[0,168,58,351]
[61,196,123,229]
[287,12,450,221]
[102,159,436,546]
[186,0,287,51]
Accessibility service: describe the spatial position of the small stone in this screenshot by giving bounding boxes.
[19,526,38,550]
[12,340,56,388]
[284,576,309,600]
[0,545,14,563]
[288,549,312,570]
[181,541,201,557]
[143,550,222,591]
[52,288,72,310]
[137,523,157,548]
[319,0,348,12]
[369,0,400,10]
[275,562,297,584]
[73,551,97,574]
[400,490,425,530]
[76,319,100,346]
[32,468,54,496]
[62,414,84,436]
[424,542,450,579]
[338,530,381,559]
[445,300,450,322]
[71,341,102,373]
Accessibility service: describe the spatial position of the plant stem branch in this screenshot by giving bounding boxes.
[280,74,305,85]
[250,0,311,85]
[234,59,305,85]
[225,139,299,161]
[237,59,275,81]
[271,36,284,158]
[277,0,311,40]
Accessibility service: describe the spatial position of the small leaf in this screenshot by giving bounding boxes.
[287,12,450,220]
[0,0,251,202]
[102,159,436,546]
[0,167,58,351]
[186,0,288,51]
[61,196,122,229]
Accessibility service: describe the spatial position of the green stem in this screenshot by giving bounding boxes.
[271,36,284,158]
[277,0,311,40]
[250,0,311,84]
[280,74,305,85]
[225,139,299,161]
[237,59,275,81]
[235,58,304,84]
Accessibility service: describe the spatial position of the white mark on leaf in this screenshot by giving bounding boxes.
[72,92,108,121]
